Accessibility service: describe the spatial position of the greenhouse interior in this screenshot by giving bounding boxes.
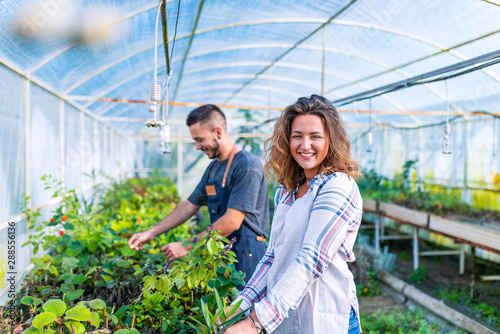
[1,0,500,333]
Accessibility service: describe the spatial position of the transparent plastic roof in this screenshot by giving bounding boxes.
[2,0,500,140]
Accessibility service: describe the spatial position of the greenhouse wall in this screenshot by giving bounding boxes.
[352,117,500,209]
[0,62,136,303]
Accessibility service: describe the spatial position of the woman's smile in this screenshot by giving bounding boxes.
[290,114,329,179]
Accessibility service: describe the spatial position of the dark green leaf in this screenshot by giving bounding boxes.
[71,274,86,285]
[63,289,85,302]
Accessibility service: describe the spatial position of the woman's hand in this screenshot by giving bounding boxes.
[214,306,242,333]
[221,310,263,334]
[222,318,259,334]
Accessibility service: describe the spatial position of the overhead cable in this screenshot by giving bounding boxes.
[334,48,500,106]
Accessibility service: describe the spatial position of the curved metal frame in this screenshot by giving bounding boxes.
[60,16,500,95]
[20,1,498,129]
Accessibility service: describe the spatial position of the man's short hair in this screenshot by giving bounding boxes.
[186,104,227,129]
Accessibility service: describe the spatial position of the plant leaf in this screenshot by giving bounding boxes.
[89,299,106,310]
[70,274,86,285]
[63,289,85,303]
[21,296,34,306]
[90,312,101,328]
[201,299,212,328]
[207,239,217,255]
[32,312,57,329]
[114,330,131,334]
[43,299,66,317]
[21,327,38,334]
[64,322,85,334]
[65,306,91,321]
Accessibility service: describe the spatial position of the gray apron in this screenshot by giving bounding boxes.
[267,188,354,333]
[205,147,266,284]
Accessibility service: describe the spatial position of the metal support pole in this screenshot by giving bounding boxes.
[470,246,476,300]
[380,217,386,241]
[60,99,65,190]
[459,244,465,275]
[413,226,419,271]
[177,141,183,197]
[25,78,32,263]
[80,111,85,189]
[321,25,326,96]
[374,214,380,254]
[418,127,423,190]
[464,120,470,197]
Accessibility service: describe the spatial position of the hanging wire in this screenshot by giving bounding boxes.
[160,74,172,154]
[170,0,182,61]
[334,49,500,107]
[154,0,162,87]
[145,0,164,129]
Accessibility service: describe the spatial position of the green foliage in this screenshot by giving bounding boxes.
[10,175,246,333]
[361,307,467,334]
[408,266,428,283]
[22,298,109,333]
[357,162,499,219]
[187,289,246,334]
[356,270,382,297]
[130,228,244,332]
[438,288,500,326]
[235,108,265,156]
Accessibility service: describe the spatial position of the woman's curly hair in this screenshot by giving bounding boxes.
[264,94,359,192]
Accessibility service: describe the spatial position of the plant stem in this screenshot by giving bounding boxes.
[103,308,108,329]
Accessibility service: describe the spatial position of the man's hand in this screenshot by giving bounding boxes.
[161,241,191,260]
[128,230,155,250]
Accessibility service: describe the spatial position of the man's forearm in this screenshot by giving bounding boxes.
[149,200,200,238]
[195,208,246,240]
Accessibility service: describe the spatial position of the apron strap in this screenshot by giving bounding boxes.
[206,144,238,187]
[222,144,238,188]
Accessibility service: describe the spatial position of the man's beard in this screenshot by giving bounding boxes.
[206,139,220,159]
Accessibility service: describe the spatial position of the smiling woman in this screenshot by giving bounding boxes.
[223,95,363,334]
[290,114,329,179]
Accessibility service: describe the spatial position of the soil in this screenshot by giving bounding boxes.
[390,239,500,309]
[359,294,407,315]
[369,231,500,333]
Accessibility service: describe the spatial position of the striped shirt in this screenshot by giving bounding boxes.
[233,172,363,333]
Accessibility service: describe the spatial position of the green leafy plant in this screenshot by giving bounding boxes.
[20,298,112,334]
[361,307,467,334]
[5,175,247,334]
[129,228,245,332]
[438,288,500,326]
[186,289,246,334]
[357,163,499,221]
[408,266,428,283]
